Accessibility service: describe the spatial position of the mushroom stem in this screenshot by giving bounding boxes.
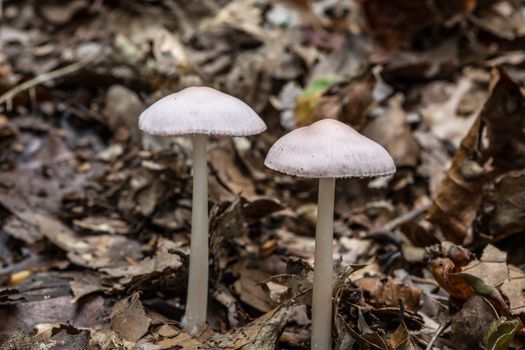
[185,133,209,333]
[311,177,335,350]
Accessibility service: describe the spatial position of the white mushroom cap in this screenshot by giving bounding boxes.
[264,119,396,178]
[138,86,266,136]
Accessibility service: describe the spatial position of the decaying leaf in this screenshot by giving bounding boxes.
[73,216,130,235]
[355,276,422,313]
[362,0,476,50]
[431,244,510,310]
[461,244,509,287]
[429,68,525,243]
[500,266,525,316]
[451,295,498,349]
[387,321,417,350]
[294,75,343,126]
[209,303,291,350]
[35,214,141,270]
[363,94,421,167]
[477,171,525,240]
[110,292,151,343]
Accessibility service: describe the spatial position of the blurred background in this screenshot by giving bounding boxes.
[1,0,525,349]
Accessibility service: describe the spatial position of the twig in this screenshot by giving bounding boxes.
[366,202,432,246]
[0,57,97,109]
[371,202,432,235]
[425,320,451,350]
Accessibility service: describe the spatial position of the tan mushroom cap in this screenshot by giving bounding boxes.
[139,86,266,136]
[264,119,396,178]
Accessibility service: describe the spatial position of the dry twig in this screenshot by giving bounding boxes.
[0,57,97,110]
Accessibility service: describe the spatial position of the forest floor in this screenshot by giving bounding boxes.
[2,0,525,349]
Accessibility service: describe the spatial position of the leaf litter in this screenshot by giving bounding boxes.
[2,0,525,349]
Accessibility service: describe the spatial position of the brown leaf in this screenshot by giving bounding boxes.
[0,115,17,159]
[461,244,508,288]
[73,216,130,235]
[362,94,421,167]
[208,303,291,350]
[431,245,510,311]
[431,257,475,301]
[242,196,284,222]
[355,276,422,313]
[110,292,151,343]
[428,68,525,243]
[387,322,417,350]
[69,272,105,303]
[362,0,476,50]
[104,85,143,141]
[450,296,498,350]
[477,171,525,240]
[0,294,107,337]
[209,141,257,202]
[38,0,88,25]
[500,265,525,316]
[101,242,183,295]
[232,260,275,313]
[210,197,244,274]
[35,214,142,270]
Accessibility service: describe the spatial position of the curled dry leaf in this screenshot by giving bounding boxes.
[430,244,525,321]
[428,67,525,243]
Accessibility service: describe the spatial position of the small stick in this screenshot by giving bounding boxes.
[0,57,97,109]
[366,202,432,245]
[370,202,432,235]
[425,320,451,350]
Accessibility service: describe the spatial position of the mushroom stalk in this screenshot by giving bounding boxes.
[185,134,209,333]
[311,177,335,350]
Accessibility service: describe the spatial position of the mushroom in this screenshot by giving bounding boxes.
[139,86,266,333]
[264,119,395,350]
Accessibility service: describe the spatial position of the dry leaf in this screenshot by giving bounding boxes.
[111,292,151,343]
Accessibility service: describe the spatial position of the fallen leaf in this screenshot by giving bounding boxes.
[104,85,143,140]
[363,94,421,167]
[477,171,525,240]
[451,295,498,349]
[73,216,130,235]
[428,68,525,243]
[500,265,525,316]
[355,276,422,313]
[362,0,476,50]
[35,214,142,270]
[294,75,342,126]
[484,317,519,350]
[209,302,291,350]
[110,292,151,343]
[461,244,508,287]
